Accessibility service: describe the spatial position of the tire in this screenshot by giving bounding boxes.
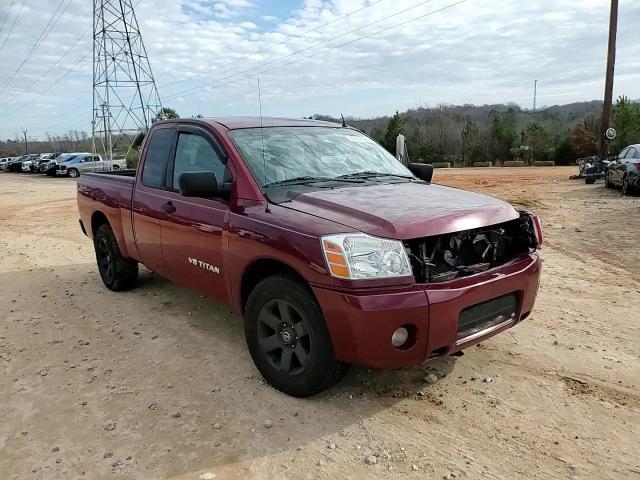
[112,165,119,170]
[605,172,613,188]
[585,176,596,185]
[244,274,344,397]
[68,168,79,178]
[622,175,632,196]
[94,223,138,291]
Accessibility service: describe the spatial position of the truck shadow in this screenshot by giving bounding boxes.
[1,263,459,477]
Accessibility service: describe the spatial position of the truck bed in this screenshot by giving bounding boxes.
[77,171,136,253]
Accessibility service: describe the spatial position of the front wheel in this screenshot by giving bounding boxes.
[244,275,344,397]
[94,224,138,291]
[68,168,79,178]
[585,176,596,185]
[605,172,613,188]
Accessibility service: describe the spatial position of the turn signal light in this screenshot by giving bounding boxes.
[322,239,349,278]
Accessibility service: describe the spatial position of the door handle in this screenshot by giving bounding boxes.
[161,201,176,214]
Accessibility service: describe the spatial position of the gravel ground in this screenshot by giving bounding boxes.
[0,167,638,480]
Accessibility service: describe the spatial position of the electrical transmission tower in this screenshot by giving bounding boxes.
[92,0,162,160]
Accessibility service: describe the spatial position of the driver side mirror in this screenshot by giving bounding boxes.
[408,163,434,183]
[179,171,229,198]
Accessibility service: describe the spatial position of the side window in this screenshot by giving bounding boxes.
[634,149,640,159]
[172,132,226,190]
[142,128,173,189]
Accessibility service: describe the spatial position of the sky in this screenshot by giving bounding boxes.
[0,0,638,140]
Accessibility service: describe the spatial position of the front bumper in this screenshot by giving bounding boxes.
[313,253,541,368]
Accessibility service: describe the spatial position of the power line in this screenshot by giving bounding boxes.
[160,0,388,90]
[0,0,73,95]
[164,0,437,100]
[5,25,91,105]
[1,0,142,113]
[165,0,467,101]
[0,0,17,34]
[0,0,25,56]
[4,49,92,116]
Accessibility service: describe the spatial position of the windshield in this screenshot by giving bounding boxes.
[228,127,413,187]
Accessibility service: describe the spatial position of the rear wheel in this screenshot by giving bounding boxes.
[244,274,344,397]
[68,168,79,178]
[585,176,596,185]
[94,224,138,291]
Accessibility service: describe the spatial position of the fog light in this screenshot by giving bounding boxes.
[391,327,409,347]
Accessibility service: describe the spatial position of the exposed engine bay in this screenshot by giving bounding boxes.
[405,211,539,283]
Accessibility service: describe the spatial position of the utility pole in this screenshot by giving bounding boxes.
[533,80,538,112]
[600,0,618,160]
[22,129,28,154]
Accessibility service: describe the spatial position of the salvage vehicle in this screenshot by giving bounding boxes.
[7,156,27,172]
[20,154,41,172]
[605,144,640,195]
[0,157,13,171]
[57,153,125,178]
[77,117,542,397]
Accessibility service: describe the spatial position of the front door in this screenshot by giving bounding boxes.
[160,125,231,304]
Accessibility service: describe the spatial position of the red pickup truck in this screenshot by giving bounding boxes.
[77,117,542,396]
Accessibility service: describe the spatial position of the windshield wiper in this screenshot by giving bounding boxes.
[265,176,362,187]
[336,171,414,180]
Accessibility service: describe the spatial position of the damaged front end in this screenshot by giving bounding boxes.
[405,211,542,284]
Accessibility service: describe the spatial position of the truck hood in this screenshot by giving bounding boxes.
[280,182,519,239]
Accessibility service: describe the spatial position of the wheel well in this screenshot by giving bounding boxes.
[91,211,109,236]
[240,259,308,313]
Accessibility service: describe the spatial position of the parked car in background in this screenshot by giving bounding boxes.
[41,153,77,174]
[7,156,27,172]
[31,155,54,173]
[56,154,125,178]
[0,157,13,171]
[20,154,41,172]
[606,144,640,195]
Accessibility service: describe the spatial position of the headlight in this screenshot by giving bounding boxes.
[321,233,412,280]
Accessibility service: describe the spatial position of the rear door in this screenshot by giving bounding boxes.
[77,155,93,173]
[159,124,231,304]
[131,126,177,272]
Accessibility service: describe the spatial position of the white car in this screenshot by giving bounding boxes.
[0,157,13,171]
[56,154,126,178]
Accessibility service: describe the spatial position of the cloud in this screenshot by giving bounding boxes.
[0,0,639,138]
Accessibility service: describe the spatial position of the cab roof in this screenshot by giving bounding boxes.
[156,116,342,130]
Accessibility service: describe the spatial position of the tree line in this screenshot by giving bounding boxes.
[318,97,640,165]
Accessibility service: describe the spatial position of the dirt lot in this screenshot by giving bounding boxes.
[0,167,638,480]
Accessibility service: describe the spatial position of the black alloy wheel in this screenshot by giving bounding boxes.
[257,299,312,374]
[244,274,344,397]
[94,224,138,291]
[96,236,115,285]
